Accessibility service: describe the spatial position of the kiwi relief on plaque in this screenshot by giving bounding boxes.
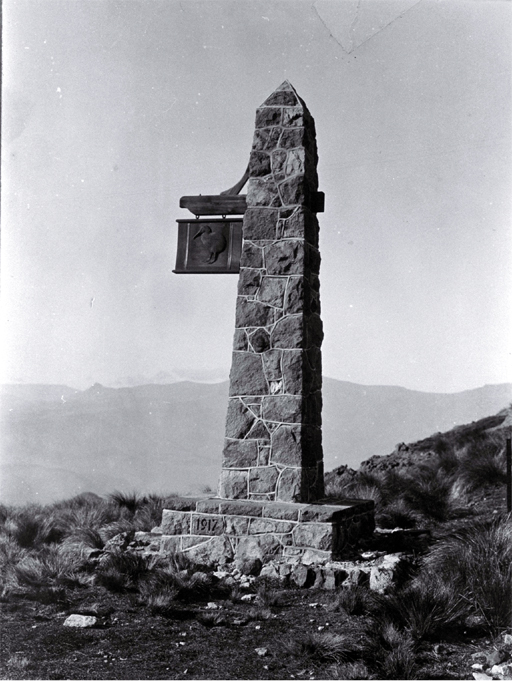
[173,218,243,274]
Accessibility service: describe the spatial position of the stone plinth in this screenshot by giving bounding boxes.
[155,496,374,567]
[220,80,324,504]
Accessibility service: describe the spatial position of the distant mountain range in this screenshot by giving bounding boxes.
[1,380,511,506]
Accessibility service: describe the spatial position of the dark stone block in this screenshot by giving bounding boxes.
[282,106,304,127]
[249,466,279,494]
[162,497,203,512]
[306,244,321,274]
[236,298,274,328]
[161,510,191,535]
[253,127,282,152]
[243,208,278,240]
[304,392,322,426]
[219,500,265,516]
[283,148,305,178]
[223,439,259,468]
[219,470,248,499]
[255,107,282,128]
[262,395,302,423]
[240,242,263,269]
[248,177,281,208]
[302,426,322,464]
[248,328,270,353]
[281,349,303,394]
[284,277,304,315]
[195,499,222,514]
[305,347,322,391]
[279,127,306,149]
[305,314,323,348]
[233,328,248,351]
[261,502,302,521]
[249,151,271,177]
[293,522,332,551]
[258,446,271,465]
[271,149,287,182]
[257,276,287,308]
[276,467,302,502]
[265,241,305,275]
[263,90,298,106]
[262,349,282,381]
[271,315,303,349]
[229,352,267,396]
[225,398,255,439]
[271,425,303,466]
[237,268,262,295]
[245,419,271,441]
[279,176,307,207]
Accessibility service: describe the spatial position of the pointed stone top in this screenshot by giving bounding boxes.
[275,80,295,92]
[261,81,302,108]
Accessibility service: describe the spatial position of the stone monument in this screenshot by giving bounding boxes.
[219,81,324,505]
[147,82,374,570]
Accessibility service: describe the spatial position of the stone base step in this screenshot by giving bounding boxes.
[150,496,374,566]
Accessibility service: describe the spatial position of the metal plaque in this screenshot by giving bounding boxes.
[173,218,243,274]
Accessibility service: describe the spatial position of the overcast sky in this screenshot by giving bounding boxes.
[2,0,511,393]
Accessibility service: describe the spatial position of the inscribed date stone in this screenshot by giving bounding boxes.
[191,514,223,536]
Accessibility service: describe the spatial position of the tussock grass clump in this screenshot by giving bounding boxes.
[328,661,371,680]
[423,514,512,632]
[400,466,454,522]
[376,622,418,680]
[377,570,468,640]
[329,585,377,617]
[459,441,507,489]
[286,619,374,666]
[109,491,145,514]
[95,550,153,592]
[136,557,225,610]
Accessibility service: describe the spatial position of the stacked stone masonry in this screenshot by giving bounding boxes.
[153,497,374,566]
[220,81,324,504]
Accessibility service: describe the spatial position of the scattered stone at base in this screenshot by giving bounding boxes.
[491,663,512,679]
[64,614,98,628]
[291,564,314,588]
[369,553,407,593]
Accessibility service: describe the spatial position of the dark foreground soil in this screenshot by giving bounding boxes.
[0,581,495,680]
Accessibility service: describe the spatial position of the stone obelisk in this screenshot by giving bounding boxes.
[219,81,324,504]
